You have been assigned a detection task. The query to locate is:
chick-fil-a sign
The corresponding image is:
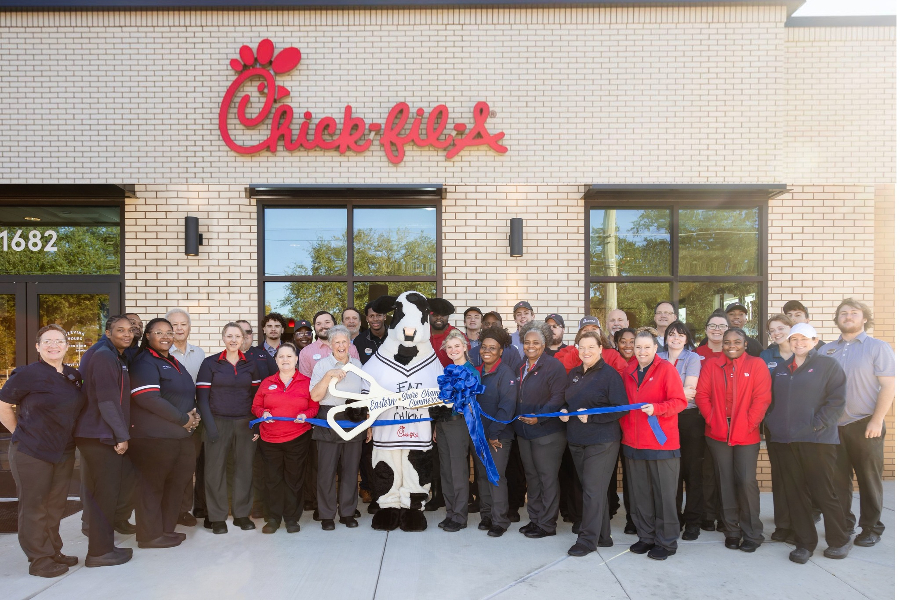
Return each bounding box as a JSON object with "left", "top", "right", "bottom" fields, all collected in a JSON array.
[{"left": 219, "top": 39, "right": 508, "bottom": 164}]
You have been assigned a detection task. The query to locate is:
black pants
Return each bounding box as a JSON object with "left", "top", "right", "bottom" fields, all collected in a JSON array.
[
  {"left": 204, "top": 417, "right": 256, "bottom": 522},
  {"left": 81, "top": 447, "right": 135, "bottom": 529},
  {"left": 472, "top": 439, "right": 512, "bottom": 530},
  {"left": 558, "top": 445, "right": 583, "bottom": 523},
  {"left": 259, "top": 432, "right": 311, "bottom": 523},
  {"left": 706, "top": 438, "right": 764, "bottom": 544},
  {"left": 76, "top": 438, "right": 125, "bottom": 556},
  {"left": 606, "top": 447, "right": 630, "bottom": 521},
  {"left": 764, "top": 424, "right": 794, "bottom": 531},
  {"left": 506, "top": 438, "right": 527, "bottom": 512},
  {"left": 625, "top": 456, "right": 680, "bottom": 552},
  {"left": 436, "top": 419, "right": 473, "bottom": 525},
  {"left": 192, "top": 438, "right": 207, "bottom": 515},
  {"left": 9, "top": 443, "right": 75, "bottom": 562},
  {"left": 768, "top": 442, "right": 850, "bottom": 552},
  {"left": 836, "top": 416, "right": 886, "bottom": 536},
  {"left": 570, "top": 441, "right": 619, "bottom": 550},
  {"left": 518, "top": 431, "right": 567, "bottom": 533},
  {"left": 702, "top": 444, "right": 722, "bottom": 522},
  {"left": 676, "top": 408, "right": 706, "bottom": 527},
  {"left": 359, "top": 439, "right": 374, "bottom": 494},
  {"left": 180, "top": 427, "right": 202, "bottom": 514},
  {"left": 129, "top": 437, "right": 195, "bottom": 543}
]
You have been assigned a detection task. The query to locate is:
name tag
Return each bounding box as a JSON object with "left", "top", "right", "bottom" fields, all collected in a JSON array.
[
  {"left": 767, "top": 362, "right": 777, "bottom": 369},
  {"left": 365, "top": 348, "right": 373, "bottom": 355},
  {"left": 268, "top": 384, "right": 278, "bottom": 390},
  {"left": 313, "top": 354, "right": 321, "bottom": 360}
]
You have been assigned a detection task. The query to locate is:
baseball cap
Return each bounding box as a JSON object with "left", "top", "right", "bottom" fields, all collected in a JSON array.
[
  {"left": 483, "top": 311, "right": 503, "bottom": 323},
  {"left": 788, "top": 323, "right": 817, "bottom": 340},
  {"left": 725, "top": 302, "right": 748, "bottom": 314},
  {"left": 294, "top": 319, "right": 312, "bottom": 331},
  {"left": 545, "top": 314, "right": 565, "bottom": 328},
  {"left": 464, "top": 306, "right": 483, "bottom": 317},
  {"left": 513, "top": 301, "right": 533, "bottom": 312},
  {"left": 578, "top": 316, "right": 601, "bottom": 330},
  {"left": 782, "top": 300, "right": 808, "bottom": 315}
]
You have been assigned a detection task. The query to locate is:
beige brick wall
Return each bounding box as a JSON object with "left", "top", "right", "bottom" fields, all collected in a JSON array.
[{"left": 873, "top": 184, "right": 895, "bottom": 480}]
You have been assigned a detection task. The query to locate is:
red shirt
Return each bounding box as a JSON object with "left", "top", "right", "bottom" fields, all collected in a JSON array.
[
  {"left": 724, "top": 358, "right": 736, "bottom": 418},
  {"left": 695, "top": 344, "right": 722, "bottom": 363},
  {"left": 251, "top": 371, "right": 319, "bottom": 443}
]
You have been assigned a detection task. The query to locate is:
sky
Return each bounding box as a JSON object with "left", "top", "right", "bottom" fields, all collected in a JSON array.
[{"left": 792, "top": 0, "right": 896, "bottom": 16}]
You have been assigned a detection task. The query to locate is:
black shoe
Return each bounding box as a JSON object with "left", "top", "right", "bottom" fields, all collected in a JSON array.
[
  {"left": 568, "top": 543, "right": 593, "bottom": 557},
  {"left": 647, "top": 546, "right": 675, "bottom": 560},
  {"left": 438, "top": 517, "right": 452, "bottom": 529},
  {"left": 624, "top": 520, "right": 637, "bottom": 535},
  {"left": 233, "top": 517, "right": 256, "bottom": 531},
  {"left": 354, "top": 509, "right": 361, "bottom": 518},
  {"left": 85, "top": 547, "right": 133, "bottom": 567},
  {"left": 285, "top": 521, "right": 301, "bottom": 533},
  {"left": 177, "top": 512, "right": 197, "bottom": 527},
  {"left": 739, "top": 540, "right": 760, "bottom": 553},
  {"left": 519, "top": 522, "right": 539, "bottom": 535},
  {"left": 51, "top": 552, "right": 79, "bottom": 567},
  {"left": 562, "top": 514, "right": 572, "bottom": 523},
  {"left": 443, "top": 520, "right": 466, "bottom": 532},
  {"left": 138, "top": 535, "right": 182, "bottom": 548},
  {"left": 789, "top": 547, "right": 811, "bottom": 564},
  {"left": 682, "top": 525, "right": 700, "bottom": 541},
  {"left": 340, "top": 517, "right": 359, "bottom": 528},
  {"left": 630, "top": 541, "right": 655, "bottom": 554},
  {"left": 203, "top": 518, "right": 213, "bottom": 530},
  {"left": 262, "top": 519, "right": 279, "bottom": 534},
  {"left": 424, "top": 499, "right": 444, "bottom": 512},
  {"left": 770, "top": 528, "right": 793, "bottom": 542},
  {"left": 487, "top": 526, "right": 506, "bottom": 537},
  {"left": 29, "top": 556, "right": 68, "bottom": 578},
  {"left": 716, "top": 521, "right": 726, "bottom": 532},
  {"left": 468, "top": 501, "right": 480, "bottom": 514},
  {"left": 508, "top": 510, "right": 521, "bottom": 523},
  {"left": 313, "top": 510, "right": 321, "bottom": 521},
  {"left": 571, "top": 520, "right": 582, "bottom": 534},
  {"left": 368, "top": 502, "right": 380, "bottom": 515},
  {"left": 854, "top": 531, "right": 881, "bottom": 547},
  {"left": 321, "top": 519, "right": 336, "bottom": 531},
  {"left": 700, "top": 519, "right": 716, "bottom": 532},
  {"left": 165, "top": 532, "right": 187, "bottom": 542},
  {"left": 114, "top": 520, "right": 136, "bottom": 535},
  {"left": 524, "top": 527, "right": 555, "bottom": 539},
  {"left": 478, "top": 517, "right": 492, "bottom": 531},
  {"left": 824, "top": 539, "right": 853, "bottom": 559},
  {"left": 193, "top": 508, "right": 208, "bottom": 519},
  {"left": 725, "top": 537, "right": 741, "bottom": 549},
  {"left": 598, "top": 537, "right": 614, "bottom": 548},
  {"left": 211, "top": 521, "right": 228, "bottom": 535}
]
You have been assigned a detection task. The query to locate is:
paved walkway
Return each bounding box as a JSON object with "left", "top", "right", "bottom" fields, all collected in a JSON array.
[{"left": 1, "top": 484, "right": 894, "bottom": 600}]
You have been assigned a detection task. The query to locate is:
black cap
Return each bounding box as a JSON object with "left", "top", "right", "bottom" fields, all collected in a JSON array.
[
  {"left": 483, "top": 311, "right": 503, "bottom": 323},
  {"left": 725, "top": 302, "right": 748, "bottom": 314},
  {"left": 782, "top": 300, "right": 808, "bottom": 316},
  {"left": 513, "top": 301, "right": 533, "bottom": 312},
  {"left": 294, "top": 319, "right": 312, "bottom": 331},
  {"left": 545, "top": 314, "right": 565, "bottom": 328},
  {"left": 578, "top": 316, "right": 601, "bottom": 330},
  {"left": 464, "top": 306, "right": 483, "bottom": 317}
]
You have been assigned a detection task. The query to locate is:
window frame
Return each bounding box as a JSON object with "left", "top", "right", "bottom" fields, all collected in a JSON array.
[
  {"left": 584, "top": 198, "right": 768, "bottom": 343},
  {"left": 257, "top": 197, "right": 442, "bottom": 320}
]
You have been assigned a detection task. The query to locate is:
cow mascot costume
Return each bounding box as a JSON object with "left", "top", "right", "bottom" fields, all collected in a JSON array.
[{"left": 363, "top": 292, "right": 452, "bottom": 532}]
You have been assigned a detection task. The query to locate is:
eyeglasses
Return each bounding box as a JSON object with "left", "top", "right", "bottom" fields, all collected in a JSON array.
[
  {"left": 40, "top": 339, "right": 67, "bottom": 347},
  {"left": 150, "top": 330, "right": 175, "bottom": 337},
  {"left": 707, "top": 324, "right": 729, "bottom": 331},
  {"left": 655, "top": 311, "right": 675, "bottom": 316}
]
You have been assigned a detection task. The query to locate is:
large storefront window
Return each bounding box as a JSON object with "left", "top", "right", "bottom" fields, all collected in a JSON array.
[
  {"left": 262, "top": 204, "right": 438, "bottom": 320},
  {"left": 588, "top": 205, "right": 764, "bottom": 340}
]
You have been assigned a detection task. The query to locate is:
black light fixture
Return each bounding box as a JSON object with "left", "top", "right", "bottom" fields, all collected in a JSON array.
[
  {"left": 185, "top": 216, "right": 203, "bottom": 256},
  {"left": 509, "top": 218, "right": 523, "bottom": 257}
]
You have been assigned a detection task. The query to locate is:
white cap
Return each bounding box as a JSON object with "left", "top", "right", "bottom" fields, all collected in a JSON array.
[{"left": 788, "top": 323, "right": 817, "bottom": 340}]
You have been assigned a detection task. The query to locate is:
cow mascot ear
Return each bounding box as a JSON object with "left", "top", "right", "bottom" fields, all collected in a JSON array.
[
  {"left": 371, "top": 295, "right": 398, "bottom": 316},
  {"left": 427, "top": 298, "right": 455, "bottom": 317}
]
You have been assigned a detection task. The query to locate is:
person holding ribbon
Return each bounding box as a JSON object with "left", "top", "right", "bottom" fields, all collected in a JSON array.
[
  {"left": 621, "top": 330, "right": 687, "bottom": 561},
  {"left": 559, "top": 329, "right": 629, "bottom": 557},
  {"left": 0, "top": 325, "right": 85, "bottom": 578},
  {"left": 695, "top": 328, "right": 771, "bottom": 553},
  {"left": 253, "top": 342, "right": 320, "bottom": 534},
  {"left": 433, "top": 329, "right": 480, "bottom": 533},
  {"left": 309, "top": 326, "right": 369, "bottom": 531},
  {"left": 471, "top": 326, "right": 518, "bottom": 538},
  {"left": 514, "top": 321, "right": 568, "bottom": 539}
]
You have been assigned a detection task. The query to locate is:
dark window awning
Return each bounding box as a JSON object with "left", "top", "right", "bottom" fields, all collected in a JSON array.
[
  {"left": 583, "top": 184, "right": 788, "bottom": 202},
  {"left": 246, "top": 183, "right": 445, "bottom": 200}
]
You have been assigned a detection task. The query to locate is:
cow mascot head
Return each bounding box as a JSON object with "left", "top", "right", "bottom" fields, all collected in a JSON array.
[{"left": 362, "top": 292, "right": 453, "bottom": 532}]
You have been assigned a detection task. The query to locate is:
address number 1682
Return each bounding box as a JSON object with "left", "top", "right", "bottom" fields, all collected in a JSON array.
[{"left": 0, "top": 230, "right": 58, "bottom": 252}]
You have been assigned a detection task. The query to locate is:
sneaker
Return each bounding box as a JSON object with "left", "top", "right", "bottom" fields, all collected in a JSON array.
[
  {"left": 824, "top": 539, "right": 853, "bottom": 560},
  {"left": 630, "top": 541, "right": 655, "bottom": 554},
  {"left": 647, "top": 546, "right": 675, "bottom": 560},
  {"left": 789, "top": 547, "right": 811, "bottom": 564}
]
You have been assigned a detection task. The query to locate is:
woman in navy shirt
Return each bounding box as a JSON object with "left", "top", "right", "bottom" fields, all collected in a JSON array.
[
  {"left": 0, "top": 325, "right": 85, "bottom": 578},
  {"left": 129, "top": 318, "right": 200, "bottom": 548}
]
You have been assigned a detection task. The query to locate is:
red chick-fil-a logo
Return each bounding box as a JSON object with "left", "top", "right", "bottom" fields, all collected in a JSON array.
[{"left": 218, "top": 39, "right": 508, "bottom": 164}]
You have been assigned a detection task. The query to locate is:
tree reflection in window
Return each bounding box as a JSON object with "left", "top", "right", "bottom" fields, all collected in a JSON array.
[{"left": 590, "top": 209, "right": 671, "bottom": 277}]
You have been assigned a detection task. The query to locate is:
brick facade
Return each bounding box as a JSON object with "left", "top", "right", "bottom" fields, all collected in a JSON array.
[{"left": 0, "top": 6, "right": 894, "bottom": 487}]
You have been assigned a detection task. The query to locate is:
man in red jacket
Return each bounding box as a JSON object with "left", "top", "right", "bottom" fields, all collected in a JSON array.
[{"left": 695, "top": 328, "right": 771, "bottom": 552}]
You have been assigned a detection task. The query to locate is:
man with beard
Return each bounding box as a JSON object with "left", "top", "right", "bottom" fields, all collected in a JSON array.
[
  {"left": 298, "top": 311, "right": 360, "bottom": 377},
  {"left": 292, "top": 319, "right": 313, "bottom": 350},
  {"left": 820, "top": 298, "right": 895, "bottom": 548},
  {"left": 509, "top": 301, "right": 535, "bottom": 359},
  {"left": 545, "top": 314, "right": 567, "bottom": 356},
  {"left": 342, "top": 308, "right": 363, "bottom": 343}
]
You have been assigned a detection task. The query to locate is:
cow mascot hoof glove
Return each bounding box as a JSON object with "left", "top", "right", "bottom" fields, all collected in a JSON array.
[{"left": 364, "top": 292, "right": 450, "bottom": 532}]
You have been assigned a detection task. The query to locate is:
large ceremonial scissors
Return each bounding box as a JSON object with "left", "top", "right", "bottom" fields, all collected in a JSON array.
[{"left": 326, "top": 363, "right": 446, "bottom": 441}]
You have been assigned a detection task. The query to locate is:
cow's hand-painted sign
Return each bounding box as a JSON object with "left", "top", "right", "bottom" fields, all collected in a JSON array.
[{"left": 219, "top": 40, "right": 508, "bottom": 164}]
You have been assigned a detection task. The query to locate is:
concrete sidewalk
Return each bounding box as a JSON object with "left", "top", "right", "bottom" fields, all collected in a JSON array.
[{"left": 1, "top": 484, "right": 893, "bottom": 600}]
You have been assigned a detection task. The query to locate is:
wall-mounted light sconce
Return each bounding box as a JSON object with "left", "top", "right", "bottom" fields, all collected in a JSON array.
[
  {"left": 185, "top": 216, "right": 203, "bottom": 256},
  {"left": 509, "top": 218, "right": 523, "bottom": 257}
]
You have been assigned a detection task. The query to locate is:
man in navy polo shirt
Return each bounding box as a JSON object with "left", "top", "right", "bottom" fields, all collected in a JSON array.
[{"left": 820, "top": 298, "right": 895, "bottom": 548}]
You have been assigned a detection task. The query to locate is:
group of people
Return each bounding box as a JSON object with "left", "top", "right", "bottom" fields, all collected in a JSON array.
[{"left": 0, "top": 295, "right": 892, "bottom": 577}]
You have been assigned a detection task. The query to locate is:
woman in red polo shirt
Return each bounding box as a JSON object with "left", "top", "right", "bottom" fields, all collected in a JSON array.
[
  {"left": 252, "top": 343, "right": 320, "bottom": 534},
  {"left": 695, "top": 328, "right": 771, "bottom": 553}
]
